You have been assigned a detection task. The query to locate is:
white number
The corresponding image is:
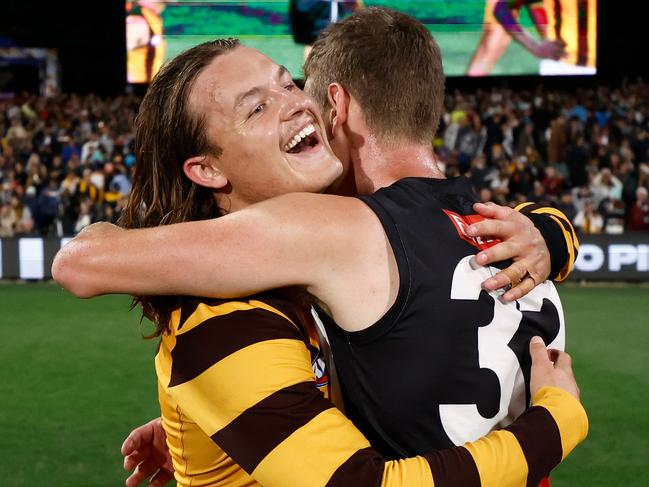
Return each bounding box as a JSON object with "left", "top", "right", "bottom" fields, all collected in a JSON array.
[{"left": 439, "top": 255, "right": 564, "bottom": 445}]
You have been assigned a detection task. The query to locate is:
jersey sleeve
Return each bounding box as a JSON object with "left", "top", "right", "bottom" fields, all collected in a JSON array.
[
  {"left": 515, "top": 202, "right": 580, "bottom": 281},
  {"left": 160, "top": 301, "right": 588, "bottom": 487}
]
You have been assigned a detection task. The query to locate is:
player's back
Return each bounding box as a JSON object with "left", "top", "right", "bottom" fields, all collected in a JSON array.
[{"left": 323, "top": 176, "right": 565, "bottom": 458}]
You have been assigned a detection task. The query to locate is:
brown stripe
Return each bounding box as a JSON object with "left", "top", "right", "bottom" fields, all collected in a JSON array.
[
  {"left": 577, "top": 0, "right": 589, "bottom": 65},
  {"left": 541, "top": 213, "right": 576, "bottom": 247},
  {"left": 212, "top": 381, "right": 334, "bottom": 473},
  {"left": 553, "top": 0, "right": 562, "bottom": 39},
  {"left": 169, "top": 307, "right": 304, "bottom": 386},
  {"left": 504, "top": 405, "right": 562, "bottom": 487},
  {"left": 325, "top": 447, "right": 383, "bottom": 487},
  {"left": 424, "top": 446, "right": 480, "bottom": 487},
  {"left": 178, "top": 297, "right": 202, "bottom": 326}
]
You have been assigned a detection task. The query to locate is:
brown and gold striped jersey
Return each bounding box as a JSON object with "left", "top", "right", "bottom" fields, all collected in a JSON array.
[{"left": 155, "top": 292, "right": 587, "bottom": 487}]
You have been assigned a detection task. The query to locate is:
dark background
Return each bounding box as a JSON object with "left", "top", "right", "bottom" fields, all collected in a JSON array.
[{"left": 0, "top": 0, "right": 646, "bottom": 95}]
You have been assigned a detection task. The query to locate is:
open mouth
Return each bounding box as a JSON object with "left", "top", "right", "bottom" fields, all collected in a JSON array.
[{"left": 284, "top": 123, "right": 320, "bottom": 154}]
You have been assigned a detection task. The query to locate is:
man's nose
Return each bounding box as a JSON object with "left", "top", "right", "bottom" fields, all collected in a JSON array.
[{"left": 278, "top": 90, "right": 312, "bottom": 122}]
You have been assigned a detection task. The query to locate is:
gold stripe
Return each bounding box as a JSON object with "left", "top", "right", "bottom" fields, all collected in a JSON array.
[
  {"left": 517, "top": 204, "right": 580, "bottom": 282},
  {"left": 140, "top": 7, "right": 163, "bottom": 36},
  {"left": 532, "top": 386, "right": 589, "bottom": 460},
  {"left": 168, "top": 339, "right": 313, "bottom": 436},
  {"left": 529, "top": 206, "right": 578, "bottom": 246},
  {"left": 463, "top": 429, "right": 529, "bottom": 486},
  {"left": 158, "top": 381, "right": 260, "bottom": 487},
  {"left": 155, "top": 329, "right": 177, "bottom": 387},
  {"left": 252, "top": 408, "right": 371, "bottom": 487},
  {"left": 549, "top": 215, "right": 575, "bottom": 281},
  {"left": 514, "top": 202, "right": 535, "bottom": 213},
  {"left": 382, "top": 457, "right": 436, "bottom": 487},
  {"left": 543, "top": 214, "right": 576, "bottom": 282},
  {"left": 559, "top": 0, "right": 579, "bottom": 65},
  {"left": 177, "top": 301, "right": 298, "bottom": 336},
  {"left": 587, "top": 0, "right": 597, "bottom": 66},
  {"left": 529, "top": 207, "right": 580, "bottom": 278}
]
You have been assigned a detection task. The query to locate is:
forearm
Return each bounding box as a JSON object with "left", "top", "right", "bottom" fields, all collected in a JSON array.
[
  {"left": 52, "top": 222, "right": 204, "bottom": 297},
  {"left": 53, "top": 209, "right": 307, "bottom": 298},
  {"left": 53, "top": 193, "right": 365, "bottom": 300},
  {"left": 457, "top": 386, "right": 588, "bottom": 487}
]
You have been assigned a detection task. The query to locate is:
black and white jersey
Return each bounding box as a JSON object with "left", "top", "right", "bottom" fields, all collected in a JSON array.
[{"left": 322, "top": 176, "right": 565, "bottom": 459}]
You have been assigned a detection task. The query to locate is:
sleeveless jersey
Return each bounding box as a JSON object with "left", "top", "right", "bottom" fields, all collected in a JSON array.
[{"left": 323, "top": 176, "right": 566, "bottom": 459}]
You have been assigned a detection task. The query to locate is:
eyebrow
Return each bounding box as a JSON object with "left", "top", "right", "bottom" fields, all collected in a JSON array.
[{"left": 233, "top": 65, "right": 292, "bottom": 112}]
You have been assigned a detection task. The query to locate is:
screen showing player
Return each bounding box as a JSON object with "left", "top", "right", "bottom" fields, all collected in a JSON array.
[{"left": 125, "top": 0, "right": 597, "bottom": 83}]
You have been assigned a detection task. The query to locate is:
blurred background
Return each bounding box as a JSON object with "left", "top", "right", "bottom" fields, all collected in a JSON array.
[{"left": 0, "top": 1, "right": 647, "bottom": 485}]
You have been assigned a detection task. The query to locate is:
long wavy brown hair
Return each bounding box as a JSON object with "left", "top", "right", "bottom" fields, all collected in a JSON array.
[{"left": 119, "top": 38, "right": 240, "bottom": 336}]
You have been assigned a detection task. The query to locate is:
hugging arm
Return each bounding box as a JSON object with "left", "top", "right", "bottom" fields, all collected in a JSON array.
[
  {"left": 54, "top": 194, "right": 576, "bottom": 305},
  {"left": 157, "top": 301, "right": 587, "bottom": 487}
]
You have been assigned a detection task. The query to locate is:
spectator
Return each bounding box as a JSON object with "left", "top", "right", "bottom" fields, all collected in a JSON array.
[
  {"left": 74, "top": 199, "right": 93, "bottom": 234},
  {"left": 35, "top": 179, "right": 61, "bottom": 236},
  {"left": 9, "top": 194, "right": 34, "bottom": 236},
  {"left": 574, "top": 200, "right": 604, "bottom": 234},
  {"left": 628, "top": 187, "right": 649, "bottom": 232},
  {"left": 542, "top": 166, "right": 564, "bottom": 199},
  {"left": 0, "top": 201, "right": 15, "bottom": 237},
  {"left": 591, "top": 168, "right": 623, "bottom": 205},
  {"left": 599, "top": 197, "right": 626, "bottom": 234},
  {"left": 1, "top": 83, "right": 648, "bottom": 237}
]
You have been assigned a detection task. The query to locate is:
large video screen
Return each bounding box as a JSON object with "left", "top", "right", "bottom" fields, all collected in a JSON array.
[{"left": 126, "top": 0, "right": 597, "bottom": 83}]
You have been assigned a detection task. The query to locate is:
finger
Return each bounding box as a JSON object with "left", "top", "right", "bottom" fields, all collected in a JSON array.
[
  {"left": 502, "top": 275, "right": 536, "bottom": 301},
  {"left": 124, "top": 447, "right": 150, "bottom": 471},
  {"left": 467, "top": 219, "right": 508, "bottom": 240},
  {"left": 481, "top": 259, "right": 526, "bottom": 291},
  {"left": 136, "top": 458, "right": 162, "bottom": 479},
  {"left": 473, "top": 202, "right": 499, "bottom": 218},
  {"left": 476, "top": 240, "right": 518, "bottom": 267},
  {"left": 148, "top": 469, "right": 174, "bottom": 487},
  {"left": 122, "top": 421, "right": 156, "bottom": 455},
  {"left": 125, "top": 466, "right": 151, "bottom": 487},
  {"left": 473, "top": 201, "right": 513, "bottom": 220},
  {"left": 124, "top": 452, "right": 138, "bottom": 471},
  {"left": 529, "top": 336, "right": 551, "bottom": 369}
]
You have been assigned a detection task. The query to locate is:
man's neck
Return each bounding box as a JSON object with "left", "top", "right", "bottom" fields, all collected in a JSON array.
[{"left": 352, "top": 136, "right": 445, "bottom": 195}]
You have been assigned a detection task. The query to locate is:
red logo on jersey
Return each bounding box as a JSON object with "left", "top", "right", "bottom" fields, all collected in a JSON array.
[{"left": 443, "top": 209, "right": 501, "bottom": 251}]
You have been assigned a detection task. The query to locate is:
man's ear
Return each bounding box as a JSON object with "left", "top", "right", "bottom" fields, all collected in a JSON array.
[
  {"left": 183, "top": 155, "right": 229, "bottom": 189},
  {"left": 327, "top": 83, "right": 349, "bottom": 138}
]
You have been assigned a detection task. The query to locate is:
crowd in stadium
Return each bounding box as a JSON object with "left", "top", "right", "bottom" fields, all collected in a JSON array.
[{"left": 1, "top": 80, "right": 648, "bottom": 238}]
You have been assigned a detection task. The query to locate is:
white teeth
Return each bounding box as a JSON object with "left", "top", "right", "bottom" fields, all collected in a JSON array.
[{"left": 284, "top": 124, "right": 316, "bottom": 151}]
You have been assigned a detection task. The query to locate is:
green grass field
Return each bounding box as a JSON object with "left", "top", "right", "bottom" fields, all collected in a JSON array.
[{"left": 1, "top": 283, "right": 647, "bottom": 486}]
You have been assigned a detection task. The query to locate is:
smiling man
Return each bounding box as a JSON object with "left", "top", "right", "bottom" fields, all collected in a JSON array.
[{"left": 54, "top": 8, "right": 586, "bottom": 487}]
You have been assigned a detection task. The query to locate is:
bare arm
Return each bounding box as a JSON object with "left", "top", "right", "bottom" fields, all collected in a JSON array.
[{"left": 53, "top": 192, "right": 390, "bottom": 328}]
